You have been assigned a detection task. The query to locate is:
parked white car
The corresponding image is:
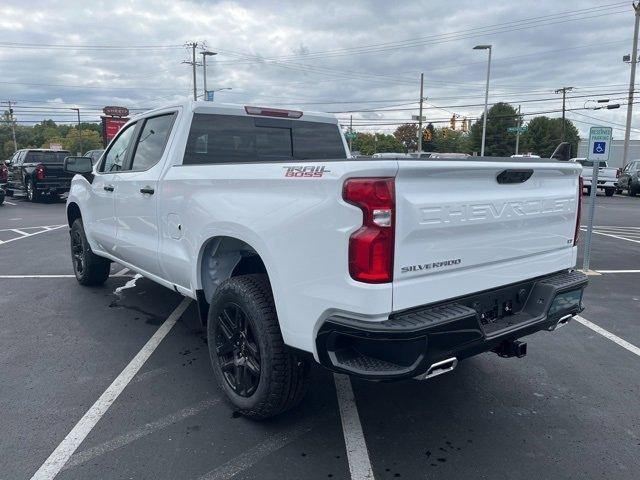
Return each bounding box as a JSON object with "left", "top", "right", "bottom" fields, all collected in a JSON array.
[
  {"left": 571, "top": 158, "right": 619, "bottom": 196},
  {"left": 64, "top": 101, "right": 588, "bottom": 418}
]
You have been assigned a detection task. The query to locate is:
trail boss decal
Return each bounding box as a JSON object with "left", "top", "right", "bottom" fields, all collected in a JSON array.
[
  {"left": 401, "top": 258, "right": 462, "bottom": 274},
  {"left": 283, "top": 165, "right": 330, "bottom": 178}
]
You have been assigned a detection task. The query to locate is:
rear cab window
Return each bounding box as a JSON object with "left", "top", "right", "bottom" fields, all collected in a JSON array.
[
  {"left": 183, "top": 114, "right": 346, "bottom": 165},
  {"left": 26, "top": 151, "right": 71, "bottom": 163}
]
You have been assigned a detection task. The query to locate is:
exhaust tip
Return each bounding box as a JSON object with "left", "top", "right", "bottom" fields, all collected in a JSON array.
[
  {"left": 415, "top": 357, "right": 458, "bottom": 381},
  {"left": 548, "top": 314, "right": 573, "bottom": 331}
]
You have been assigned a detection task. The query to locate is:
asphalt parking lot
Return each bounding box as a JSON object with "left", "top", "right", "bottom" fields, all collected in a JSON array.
[{"left": 1, "top": 192, "right": 639, "bottom": 480}]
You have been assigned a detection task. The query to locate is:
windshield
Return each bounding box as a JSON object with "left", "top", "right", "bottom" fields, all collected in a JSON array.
[
  {"left": 25, "top": 151, "right": 71, "bottom": 164},
  {"left": 579, "top": 160, "right": 607, "bottom": 168}
]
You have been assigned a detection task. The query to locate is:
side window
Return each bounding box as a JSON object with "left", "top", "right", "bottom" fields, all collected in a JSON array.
[
  {"left": 127, "top": 113, "right": 175, "bottom": 171},
  {"left": 100, "top": 124, "right": 136, "bottom": 173},
  {"left": 15, "top": 151, "right": 25, "bottom": 165}
]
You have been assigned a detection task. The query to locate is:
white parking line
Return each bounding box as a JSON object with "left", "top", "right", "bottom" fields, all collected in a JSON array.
[
  {"left": 113, "top": 267, "right": 130, "bottom": 277},
  {"left": 198, "top": 417, "right": 320, "bottom": 480},
  {"left": 3, "top": 200, "right": 17, "bottom": 205},
  {"left": 0, "top": 273, "right": 133, "bottom": 279},
  {"left": 580, "top": 228, "right": 640, "bottom": 245},
  {"left": 595, "top": 270, "right": 640, "bottom": 274},
  {"left": 63, "top": 397, "right": 220, "bottom": 471},
  {"left": 334, "top": 374, "right": 375, "bottom": 480},
  {"left": 575, "top": 315, "right": 640, "bottom": 358},
  {"left": 0, "top": 224, "right": 65, "bottom": 245},
  {"left": 11, "top": 228, "right": 30, "bottom": 236},
  {"left": 29, "top": 297, "right": 191, "bottom": 480}
]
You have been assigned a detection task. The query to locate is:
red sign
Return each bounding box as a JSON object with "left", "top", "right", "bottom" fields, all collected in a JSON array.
[
  {"left": 103, "top": 106, "right": 129, "bottom": 117},
  {"left": 101, "top": 116, "right": 129, "bottom": 146}
]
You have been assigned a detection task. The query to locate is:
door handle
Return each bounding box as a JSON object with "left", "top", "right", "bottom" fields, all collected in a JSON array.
[
  {"left": 140, "top": 186, "right": 155, "bottom": 195},
  {"left": 103, "top": 184, "right": 114, "bottom": 192}
]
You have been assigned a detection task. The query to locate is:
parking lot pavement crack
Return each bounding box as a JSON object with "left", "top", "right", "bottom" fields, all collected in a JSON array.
[{"left": 62, "top": 397, "right": 221, "bottom": 471}]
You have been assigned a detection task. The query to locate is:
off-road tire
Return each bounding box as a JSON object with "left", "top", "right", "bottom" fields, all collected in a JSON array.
[
  {"left": 605, "top": 187, "right": 615, "bottom": 197},
  {"left": 207, "top": 274, "right": 310, "bottom": 419},
  {"left": 70, "top": 219, "right": 111, "bottom": 286}
]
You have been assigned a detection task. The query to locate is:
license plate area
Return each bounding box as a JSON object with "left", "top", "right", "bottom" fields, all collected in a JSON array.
[{"left": 459, "top": 281, "right": 536, "bottom": 335}]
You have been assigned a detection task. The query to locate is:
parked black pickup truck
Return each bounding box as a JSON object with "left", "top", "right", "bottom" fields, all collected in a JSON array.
[{"left": 3, "top": 149, "right": 74, "bottom": 202}]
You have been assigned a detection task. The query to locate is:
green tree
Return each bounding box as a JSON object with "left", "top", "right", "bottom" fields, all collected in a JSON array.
[
  {"left": 432, "top": 127, "right": 469, "bottom": 153},
  {"left": 422, "top": 123, "right": 436, "bottom": 152},
  {"left": 352, "top": 132, "right": 403, "bottom": 155},
  {"left": 520, "top": 116, "right": 580, "bottom": 158},
  {"left": 62, "top": 128, "right": 103, "bottom": 154},
  {"left": 469, "top": 102, "right": 520, "bottom": 156},
  {"left": 393, "top": 124, "right": 418, "bottom": 152}
]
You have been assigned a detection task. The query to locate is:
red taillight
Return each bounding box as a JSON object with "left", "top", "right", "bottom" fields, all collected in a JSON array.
[
  {"left": 35, "top": 163, "right": 45, "bottom": 180},
  {"left": 244, "top": 106, "right": 303, "bottom": 118},
  {"left": 343, "top": 178, "right": 395, "bottom": 283},
  {"left": 0, "top": 165, "right": 7, "bottom": 182},
  {"left": 574, "top": 176, "right": 583, "bottom": 246}
]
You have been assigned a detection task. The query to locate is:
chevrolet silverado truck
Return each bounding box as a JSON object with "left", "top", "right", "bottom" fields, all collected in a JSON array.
[
  {"left": 64, "top": 101, "right": 588, "bottom": 418},
  {"left": 4, "top": 148, "right": 73, "bottom": 201},
  {"left": 572, "top": 158, "right": 619, "bottom": 196}
]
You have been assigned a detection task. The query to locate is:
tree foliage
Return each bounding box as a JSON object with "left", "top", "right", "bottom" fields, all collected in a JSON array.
[
  {"left": 1, "top": 114, "right": 103, "bottom": 158},
  {"left": 393, "top": 123, "right": 418, "bottom": 152},
  {"left": 520, "top": 116, "right": 580, "bottom": 158},
  {"left": 351, "top": 132, "right": 404, "bottom": 155},
  {"left": 468, "top": 102, "right": 520, "bottom": 156}
]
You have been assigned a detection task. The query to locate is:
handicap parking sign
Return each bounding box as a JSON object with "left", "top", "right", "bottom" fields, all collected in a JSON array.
[{"left": 588, "top": 127, "right": 612, "bottom": 161}]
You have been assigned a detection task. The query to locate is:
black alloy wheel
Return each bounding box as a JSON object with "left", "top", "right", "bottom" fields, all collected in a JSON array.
[
  {"left": 215, "top": 302, "right": 261, "bottom": 397},
  {"left": 71, "top": 227, "right": 85, "bottom": 276}
]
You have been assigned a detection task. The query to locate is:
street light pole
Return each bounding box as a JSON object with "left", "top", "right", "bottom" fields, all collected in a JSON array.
[
  {"left": 623, "top": 1, "right": 640, "bottom": 168},
  {"left": 515, "top": 104, "right": 521, "bottom": 155},
  {"left": 474, "top": 44, "right": 492, "bottom": 157},
  {"left": 417, "top": 73, "right": 424, "bottom": 153},
  {"left": 201, "top": 51, "right": 217, "bottom": 100}
]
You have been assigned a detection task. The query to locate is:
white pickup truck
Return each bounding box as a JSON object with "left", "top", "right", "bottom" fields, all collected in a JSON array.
[
  {"left": 64, "top": 101, "right": 588, "bottom": 418},
  {"left": 572, "top": 158, "right": 620, "bottom": 196}
]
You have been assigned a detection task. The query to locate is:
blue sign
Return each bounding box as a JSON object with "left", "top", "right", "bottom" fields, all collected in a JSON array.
[
  {"left": 205, "top": 90, "right": 214, "bottom": 102},
  {"left": 593, "top": 141, "right": 606, "bottom": 154}
]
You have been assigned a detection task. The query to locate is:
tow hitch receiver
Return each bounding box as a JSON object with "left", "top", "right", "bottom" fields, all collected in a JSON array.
[{"left": 493, "top": 339, "right": 527, "bottom": 358}]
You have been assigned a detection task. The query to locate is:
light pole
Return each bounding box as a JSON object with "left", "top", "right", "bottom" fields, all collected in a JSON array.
[
  {"left": 71, "top": 108, "right": 82, "bottom": 155},
  {"left": 473, "top": 44, "right": 492, "bottom": 157},
  {"left": 201, "top": 50, "right": 217, "bottom": 100}
]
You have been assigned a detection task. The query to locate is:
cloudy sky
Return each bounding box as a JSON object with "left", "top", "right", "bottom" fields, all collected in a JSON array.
[{"left": 1, "top": 0, "right": 639, "bottom": 139}]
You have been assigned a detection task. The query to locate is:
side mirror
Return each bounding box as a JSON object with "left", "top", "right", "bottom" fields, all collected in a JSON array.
[
  {"left": 4, "top": 159, "right": 11, "bottom": 166},
  {"left": 551, "top": 142, "right": 572, "bottom": 161},
  {"left": 63, "top": 156, "right": 93, "bottom": 174}
]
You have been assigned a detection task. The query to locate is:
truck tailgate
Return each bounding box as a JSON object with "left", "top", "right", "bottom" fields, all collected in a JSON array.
[{"left": 392, "top": 160, "right": 581, "bottom": 311}]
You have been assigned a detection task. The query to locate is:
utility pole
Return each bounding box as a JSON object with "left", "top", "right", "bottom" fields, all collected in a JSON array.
[
  {"left": 349, "top": 115, "right": 353, "bottom": 152},
  {"left": 623, "top": 1, "right": 640, "bottom": 168},
  {"left": 417, "top": 73, "right": 424, "bottom": 153},
  {"left": 4, "top": 100, "right": 18, "bottom": 152},
  {"left": 182, "top": 42, "right": 199, "bottom": 100},
  {"left": 71, "top": 108, "right": 82, "bottom": 155},
  {"left": 515, "top": 104, "right": 521, "bottom": 155},
  {"left": 201, "top": 51, "right": 217, "bottom": 100},
  {"left": 554, "top": 86, "right": 574, "bottom": 142}
]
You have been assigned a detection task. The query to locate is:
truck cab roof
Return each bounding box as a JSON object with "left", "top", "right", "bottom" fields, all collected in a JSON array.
[{"left": 134, "top": 101, "right": 339, "bottom": 125}]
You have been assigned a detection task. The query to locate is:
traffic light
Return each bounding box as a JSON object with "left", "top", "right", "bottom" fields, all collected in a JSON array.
[
  {"left": 450, "top": 115, "right": 456, "bottom": 130},
  {"left": 423, "top": 129, "right": 432, "bottom": 142},
  {"left": 461, "top": 117, "right": 468, "bottom": 133}
]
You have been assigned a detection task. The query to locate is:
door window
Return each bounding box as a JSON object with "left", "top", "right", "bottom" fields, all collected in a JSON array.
[
  {"left": 127, "top": 113, "right": 175, "bottom": 171},
  {"left": 100, "top": 124, "right": 136, "bottom": 173}
]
